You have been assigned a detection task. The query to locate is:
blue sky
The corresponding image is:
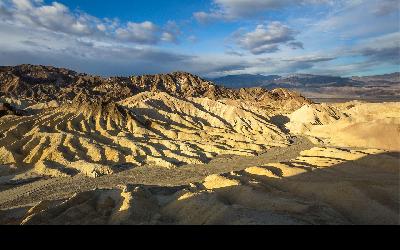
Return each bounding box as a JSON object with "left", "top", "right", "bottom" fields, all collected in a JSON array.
[
  {"left": 48, "top": 0, "right": 208, "bottom": 25},
  {"left": 0, "top": 0, "right": 399, "bottom": 77}
]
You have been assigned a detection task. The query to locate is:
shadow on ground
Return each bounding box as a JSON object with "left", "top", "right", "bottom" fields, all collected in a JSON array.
[{"left": 0, "top": 151, "right": 398, "bottom": 225}]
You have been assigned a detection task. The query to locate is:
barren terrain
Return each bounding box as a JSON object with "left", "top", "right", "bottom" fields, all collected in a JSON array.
[{"left": 0, "top": 65, "right": 398, "bottom": 225}]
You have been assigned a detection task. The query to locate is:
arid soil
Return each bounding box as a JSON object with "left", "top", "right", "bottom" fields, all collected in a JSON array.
[{"left": 0, "top": 65, "right": 398, "bottom": 225}]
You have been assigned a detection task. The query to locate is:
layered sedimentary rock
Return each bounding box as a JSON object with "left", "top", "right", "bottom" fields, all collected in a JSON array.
[
  {"left": 0, "top": 65, "right": 398, "bottom": 225},
  {"left": 0, "top": 65, "right": 310, "bottom": 111}
]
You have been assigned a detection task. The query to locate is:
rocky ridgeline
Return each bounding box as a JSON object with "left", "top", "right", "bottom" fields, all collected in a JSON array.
[
  {"left": 0, "top": 64, "right": 311, "bottom": 109},
  {"left": 0, "top": 102, "right": 26, "bottom": 117}
]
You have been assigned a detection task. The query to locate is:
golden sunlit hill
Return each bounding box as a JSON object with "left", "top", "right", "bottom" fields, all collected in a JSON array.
[{"left": 0, "top": 65, "right": 399, "bottom": 225}]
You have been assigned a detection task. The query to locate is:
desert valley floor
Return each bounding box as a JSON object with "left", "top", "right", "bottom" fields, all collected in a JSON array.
[{"left": 0, "top": 65, "right": 398, "bottom": 225}]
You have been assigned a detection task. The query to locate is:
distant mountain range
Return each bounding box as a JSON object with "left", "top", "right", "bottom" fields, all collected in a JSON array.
[
  {"left": 211, "top": 72, "right": 400, "bottom": 100},
  {"left": 209, "top": 74, "right": 280, "bottom": 89},
  {"left": 212, "top": 72, "right": 399, "bottom": 89}
]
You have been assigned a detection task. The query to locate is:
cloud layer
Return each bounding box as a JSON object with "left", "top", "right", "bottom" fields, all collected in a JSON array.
[
  {"left": 194, "top": 0, "right": 331, "bottom": 22},
  {"left": 1, "top": 0, "right": 179, "bottom": 45},
  {"left": 0, "top": 0, "right": 398, "bottom": 77},
  {"left": 234, "top": 22, "right": 302, "bottom": 55}
]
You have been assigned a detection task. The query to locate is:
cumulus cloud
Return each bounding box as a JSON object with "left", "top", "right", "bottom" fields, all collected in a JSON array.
[
  {"left": 194, "top": 0, "right": 331, "bottom": 22},
  {"left": 0, "top": 0, "right": 191, "bottom": 76},
  {"left": 0, "top": 28, "right": 191, "bottom": 76},
  {"left": 193, "top": 11, "right": 222, "bottom": 24},
  {"left": 0, "top": 0, "right": 397, "bottom": 78},
  {"left": 234, "top": 22, "right": 302, "bottom": 55},
  {"left": 0, "top": 17, "right": 253, "bottom": 77},
  {"left": 116, "top": 21, "right": 159, "bottom": 44},
  {"left": 7, "top": 0, "right": 95, "bottom": 35},
  {"left": 161, "top": 21, "right": 181, "bottom": 43},
  {"left": 1, "top": 0, "right": 180, "bottom": 45}
]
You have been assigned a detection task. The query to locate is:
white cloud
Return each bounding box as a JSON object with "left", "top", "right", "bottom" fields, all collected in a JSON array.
[
  {"left": 194, "top": 0, "right": 332, "bottom": 22},
  {"left": 11, "top": 0, "right": 34, "bottom": 11},
  {"left": 0, "top": 0, "right": 398, "bottom": 77},
  {"left": 161, "top": 21, "right": 181, "bottom": 43},
  {"left": 193, "top": 11, "right": 223, "bottom": 23},
  {"left": 234, "top": 22, "right": 302, "bottom": 55},
  {"left": 96, "top": 24, "right": 107, "bottom": 32},
  {"left": 9, "top": 0, "right": 93, "bottom": 35},
  {"left": 0, "top": 18, "right": 250, "bottom": 77},
  {"left": 312, "top": 0, "right": 399, "bottom": 39},
  {"left": 116, "top": 21, "right": 159, "bottom": 44},
  {"left": 1, "top": 0, "right": 180, "bottom": 45}
]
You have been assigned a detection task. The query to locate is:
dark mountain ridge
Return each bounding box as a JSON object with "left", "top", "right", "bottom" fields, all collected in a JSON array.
[{"left": 0, "top": 64, "right": 311, "bottom": 110}]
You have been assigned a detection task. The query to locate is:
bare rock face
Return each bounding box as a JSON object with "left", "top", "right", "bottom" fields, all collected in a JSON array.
[
  {"left": 130, "top": 72, "right": 220, "bottom": 98},
  {"left": 0, "top": 65, "right": 311, "bottom": 111},
  {"left": 0, "top": 64, "right": 78, "bottom": 101},
  {"left": 130, "top": 72, "right": 311, "bottom": 110},
  {"left": 0, "top": 90, "right": 291, "bottom": 174},
  {"left": 0, "top": 64, "right": 398, "bottom": 226},
  {"left": 0, "top": 64, "right": 135, "bottom": 103},
  {"left": 0, "top": 102, "right": 26, "bottom": 117},
  {"left": 0, "top": 65, "right": 312, "bottom": 178}
]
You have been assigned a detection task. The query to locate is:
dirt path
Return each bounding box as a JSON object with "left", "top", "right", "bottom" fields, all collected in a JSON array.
[{"left": 0, "top": 136, "right": 314, "bottom": 209}]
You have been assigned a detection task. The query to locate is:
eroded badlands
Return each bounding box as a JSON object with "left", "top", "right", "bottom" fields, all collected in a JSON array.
[{"left": 0, "top": 66, "right": 398, "bottom": 225}]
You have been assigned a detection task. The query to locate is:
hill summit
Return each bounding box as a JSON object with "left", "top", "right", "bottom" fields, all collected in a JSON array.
[{"left": 0, "top": 64, "right": 311, "bottom": 110}]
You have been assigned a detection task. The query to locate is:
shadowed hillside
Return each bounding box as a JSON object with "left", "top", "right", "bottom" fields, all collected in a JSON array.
[
  {"left": 0, "top": 64, "right": 398, "bottom": 225},
  {"left": 0, "top": 150, "right": 397, "bottom": 225}
]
